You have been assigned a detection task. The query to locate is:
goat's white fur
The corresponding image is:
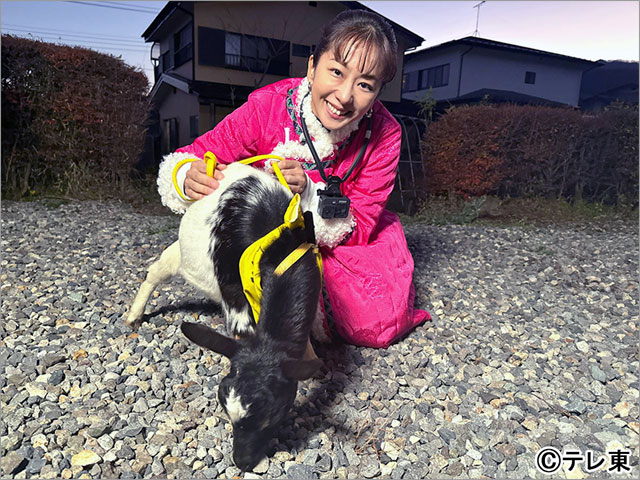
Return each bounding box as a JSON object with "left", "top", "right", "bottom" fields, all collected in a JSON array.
[{"left": 226, "top": 388, "right": 250, "bottom": 423}]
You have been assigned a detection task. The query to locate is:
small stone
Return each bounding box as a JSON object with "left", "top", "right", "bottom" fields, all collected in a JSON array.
[
  {"left": 122, "top": 424, "right": 144, "bottom": 437},
  {"left": 133, "top": 398, "right": 148, "bottom": 413},
  {"left": 71, "top": 450, "right": 101, "bottom": 467},
  {"left": 26, "top": 456, "right": 47, "bottom": 476},
  {"left": 252, "top": 457, "right": 269, "bottom": 474},
  {"left": 438, "top": 427, "right": 456, "bottom": 444},
  {"left": 31, "top": 433, "right": 48, "bottom": 450},
  {"left": 117, "top": 444, "right": 135, "bottom": 460},
  {"left": 2, "top": 451, "right": 28, "bottom": 476},
  {"left": 590, "top": 365, "right": 607, "bottom": 383},
  {"left": 7, "top": 374, "right": 26, "bottom": 386},
  {"left": 42, "top": 354, "right": 66, "bottom": 369},
  {"left": 563, "top": 463, "right": 587, "bottom": 479},
  {"left": 615, "top": 401, "right": 630, "bottom": 417},
  {"left": 565, "top": 397, "right": 587, "bottom": 415},
  {"left": 97, "top": 435, "right": 114, "bottom": 451},
  {"left": 25, "top": 383, "right": 47, "bottom": 398},
  {"left": 69, "top": 292, "right": 85, "bottom": 303},
  {"left": 361, "top": 459, "right": 381, "bottom": 479},
  {"left": 521, "top": 418, "right": 537, "bottom": 431},
  {"left": 48, "top": 370, "right": 65, "bottom": 386},
  {"left": 576, "top": 341, "right": 589, "bottom": 353},
  {"left": 495, "top": 443, "right": 516, "bottom": 457},
  {"left": 286, "top": 464, "right": 316, "bottom": 479},
  {"left": 87, "top": 422, "right": 110, "bottom": 438},
  {"left": 467, "top": 449, "right": 482, "bottom": 461},
  {"left": 381, "top": 461, "right": 396, "bottom": 477}
]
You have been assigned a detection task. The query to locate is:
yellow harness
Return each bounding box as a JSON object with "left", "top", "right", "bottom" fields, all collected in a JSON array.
[{"left": 174, "top": 152, "right": 323, "bottom": 324}]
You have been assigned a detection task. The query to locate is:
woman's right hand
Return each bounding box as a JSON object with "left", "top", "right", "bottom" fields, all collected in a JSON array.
[{"left": 184, "top": 160, "right": 227, "bottom": 200}]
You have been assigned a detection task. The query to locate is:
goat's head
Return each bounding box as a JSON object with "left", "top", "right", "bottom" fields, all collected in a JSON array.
[{"left": 180, "top": 322, "right": 322, "bottom": 471}]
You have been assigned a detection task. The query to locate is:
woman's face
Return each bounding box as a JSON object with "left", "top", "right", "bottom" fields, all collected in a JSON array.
[{"left": 306, "top": 43, "right": 383, "bottom": 131}]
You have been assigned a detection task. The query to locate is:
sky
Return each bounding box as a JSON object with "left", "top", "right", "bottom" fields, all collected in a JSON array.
[{"left": 1, "top": 0, "right": 638, "bottom": 87}]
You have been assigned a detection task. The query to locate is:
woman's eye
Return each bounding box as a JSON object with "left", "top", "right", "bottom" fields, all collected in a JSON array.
[
  {"left": 360, "top": 82, "right": 374, "bottom": 91},
  {"left": 331, "top": 68, "right": 342, "bottom": 76}
]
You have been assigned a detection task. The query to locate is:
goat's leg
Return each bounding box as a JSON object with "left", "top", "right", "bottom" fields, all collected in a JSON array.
[{"left": 126, "top": 241, "right": 181, "bottom": 328}]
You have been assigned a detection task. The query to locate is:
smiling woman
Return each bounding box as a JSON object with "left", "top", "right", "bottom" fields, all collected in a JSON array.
[{"left": 156, "top": 9, "right": 430, "bottom": 349}]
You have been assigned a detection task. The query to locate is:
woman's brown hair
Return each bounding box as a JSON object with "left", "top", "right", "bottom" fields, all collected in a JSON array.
[{"left": 313, "top": 9, "right": 398, "bottom": 85}]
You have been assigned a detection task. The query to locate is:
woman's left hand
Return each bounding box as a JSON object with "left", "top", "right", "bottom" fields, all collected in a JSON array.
[{"left": 270, "top": 160, "right": 307, "bottom": 194}]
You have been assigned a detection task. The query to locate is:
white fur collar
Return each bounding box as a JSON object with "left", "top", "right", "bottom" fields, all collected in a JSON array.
[{"left": 269, "top": 78, "right": 361, "bottom": 162}]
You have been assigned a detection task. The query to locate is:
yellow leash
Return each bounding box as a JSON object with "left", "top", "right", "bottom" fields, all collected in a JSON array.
[
  {"left": 172, "top": 151, "right": 322, "bottom": 324},
  {"left": 172, "top": 152, "right": 288, "bottom": 201}
]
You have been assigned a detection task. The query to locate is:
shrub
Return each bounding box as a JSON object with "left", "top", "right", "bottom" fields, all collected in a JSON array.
[
  {"left": 422, "top": 102, "right": 638, "bottom": 203},
  {"left": 1, "top": 35, "right": 150, "bottom": 199}
]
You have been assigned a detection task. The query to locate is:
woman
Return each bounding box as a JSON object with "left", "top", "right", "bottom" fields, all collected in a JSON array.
[{"left": 157, "top": 9, "right": 430, "bottom": 348}]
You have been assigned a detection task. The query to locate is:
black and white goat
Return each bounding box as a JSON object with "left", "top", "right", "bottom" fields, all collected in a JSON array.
[{"left": 126, "top": 162, "right": 323, "bottom": 471}]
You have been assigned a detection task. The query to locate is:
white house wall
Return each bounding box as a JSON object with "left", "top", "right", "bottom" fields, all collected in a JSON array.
[
  {"left": 460, "top": 49, "right": 584, "bottom": 106},
  {"left": 403, "top": 45, "right": 462, "bottom": 102},
  {"left": 403, "top": 45, "right": 586, "bottom": 106},
  {"left": 160, "top": 88, "right": 200, "bottom": 149}
]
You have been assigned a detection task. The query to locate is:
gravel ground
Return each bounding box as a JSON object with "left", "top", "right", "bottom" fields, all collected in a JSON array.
[{"left": 1, "top": 199, "right": 638, "bottom": 479}]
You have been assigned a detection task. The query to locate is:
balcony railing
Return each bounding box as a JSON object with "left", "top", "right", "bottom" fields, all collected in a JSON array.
[
  {"left": 174, "top": 44, "right": 193, "bottom": 68},
  {"left": 224, "top": 54, "right": 289, "bottom": 76}
]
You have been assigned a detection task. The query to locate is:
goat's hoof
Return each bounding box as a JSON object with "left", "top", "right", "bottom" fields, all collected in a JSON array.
[{"left": 124, "top": 314, "right": 142, "bottom": 330}]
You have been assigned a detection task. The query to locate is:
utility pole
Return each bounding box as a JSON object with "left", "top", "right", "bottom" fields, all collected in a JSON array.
[{"left": 473, "top": 1, "right": 486, "bottom": 37}]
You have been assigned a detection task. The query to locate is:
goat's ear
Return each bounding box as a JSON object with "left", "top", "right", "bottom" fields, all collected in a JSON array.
[
  {"left": 281, "top": 358, "right": 323, "bottom": 381},
  {"left": 181, "top": 322, "right": 239, "bottom": 358}
]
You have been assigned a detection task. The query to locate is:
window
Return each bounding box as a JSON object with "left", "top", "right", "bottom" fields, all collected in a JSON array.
[
  {"left": 199, "top": 27, "right": 289, "bottom": 76},
  {"left": 162, "top": 118, "right": 179, "bottom": 155},
  {"left": 420, "top": 64, "right": 450, "bottom": 89},
  {"left": 402, "top": 71, "right": 419, "bottom": 92},
  {"left": 224, "top": 32, "right": 289, "bottom": 75},
  {"left": 525, "top": 71, "right": 536, "bottom": 84},
  {"left": 174, "top": 24, "right": 193, "bottom": 68},
  {"left": 292, "top": 43, "right": 311, "bottom": 58},
  {"left": 189, "top": 115, "right": 199, "bottom": 139}
]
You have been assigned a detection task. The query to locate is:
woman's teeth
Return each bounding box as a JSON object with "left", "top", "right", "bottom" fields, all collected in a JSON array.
[{"left": 327, "top": 102, "right": 346, "bottom": 116}]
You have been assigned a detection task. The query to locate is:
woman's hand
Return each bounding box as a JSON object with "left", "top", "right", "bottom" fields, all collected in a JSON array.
[
  {"left": 270, "top": 160, "right": 307, "bottom": 194},
  {"left": 184, "top": 160, "right": 227, "bottom": 200}
]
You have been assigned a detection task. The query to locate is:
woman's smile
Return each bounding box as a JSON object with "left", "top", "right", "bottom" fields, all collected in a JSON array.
[{"left": 326, "top": 100, "right": 351, "bottom": 119}]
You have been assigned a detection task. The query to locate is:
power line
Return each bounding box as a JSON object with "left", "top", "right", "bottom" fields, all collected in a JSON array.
[
  {"left": 1, "top": 23, "right": 143, "bottom": 41},
  {"left": 102, "top": 1, "right": 161, "bottom": 12},
  {"left": 4, "top": 32, "right": 149, "bottom": 54},
  {"left": 66, "top": 1, "right": 160, "bottom": 14},
  {"left": 2, "top": 27, "right": 146, "bottom": 47}
]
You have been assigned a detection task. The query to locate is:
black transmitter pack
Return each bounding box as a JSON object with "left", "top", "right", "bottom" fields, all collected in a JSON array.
[{"left": 317, "top": 177, "right": 350, "bottom": 218}]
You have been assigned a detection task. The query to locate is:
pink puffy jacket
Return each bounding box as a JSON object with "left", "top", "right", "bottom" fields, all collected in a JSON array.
[{"left": 169, "top": 78, "right": 429, "bottom": 348}]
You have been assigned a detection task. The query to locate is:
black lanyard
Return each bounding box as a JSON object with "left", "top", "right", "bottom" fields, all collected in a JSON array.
[{"left": 299, "top": 93, "right": 373, "bottom": 186}]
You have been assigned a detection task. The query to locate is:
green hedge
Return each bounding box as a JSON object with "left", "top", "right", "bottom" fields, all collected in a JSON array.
[
  {"left": 422, "top": 102, "right": 638, "bottom": 203},
  {"left": 1, "top": 35, "right": 150, "bottom": 199}
]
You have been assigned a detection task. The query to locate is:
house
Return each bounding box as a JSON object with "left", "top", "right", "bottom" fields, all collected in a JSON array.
[
  {"left": 401, "top": 36, "right": 598, "bottom": 109},
  {"left": 579, "top": 60, "right": 639, "bottom": 110},
  {"left": 141, "top": 1, "right": 423, "bottom": 156}
]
